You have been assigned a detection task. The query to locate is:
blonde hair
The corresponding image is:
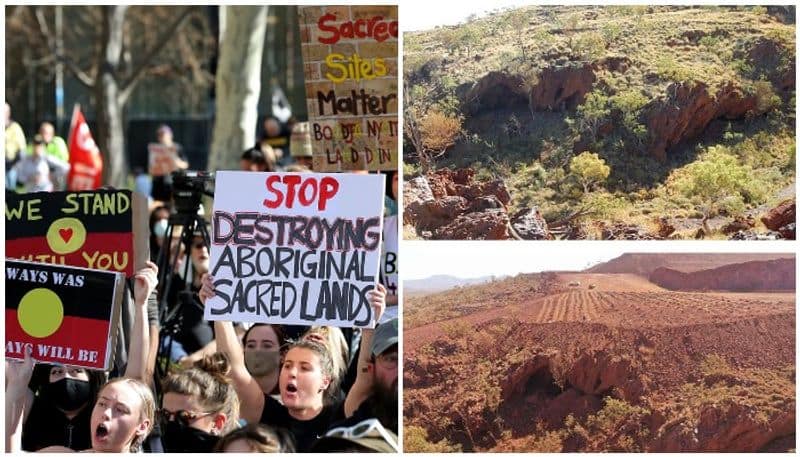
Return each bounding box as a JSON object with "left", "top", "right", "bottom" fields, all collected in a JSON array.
[
  {"left": 304, "top": 326, "right": 349, "bottom": 392},
  {"left": 100, "top": 377, "right": 155, "bottom": 452},
  {"left": 162, "top": 352, "right": 240, "bottom": 433}
]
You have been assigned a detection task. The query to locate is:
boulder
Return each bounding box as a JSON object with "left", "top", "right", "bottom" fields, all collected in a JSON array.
[
  {"left": 433, "top": 209, "right": 510, "bottom": 240},
  {"left": 721, "top": 215, "right": 755, "bottom": 234},
  {"left": 403, "top": 176, "right": 436, "bottom": 225},
  {"left": 761, "top": 198, "right": 795, "bottom": 231},
  {"left": 511, "top": 207, "right": 552, "bottom": 240},
  {"left": 430, "top": 195, "right": 469, "bottom": 219}
]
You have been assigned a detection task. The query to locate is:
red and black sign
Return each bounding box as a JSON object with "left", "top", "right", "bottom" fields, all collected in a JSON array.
[
  {"left": 5, "top": 259, "right": 125, "bottom": 371},
  {"left": 5, "top": 190, "right": 148, "bottom": 277}
]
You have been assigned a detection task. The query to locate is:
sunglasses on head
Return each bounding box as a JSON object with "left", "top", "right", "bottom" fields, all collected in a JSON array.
[
  {"left": 157, "top": 408, "right": 213, "bottom": 426},
  {"left": 326, "top": 418, "right": 398, "bottom": 452}
]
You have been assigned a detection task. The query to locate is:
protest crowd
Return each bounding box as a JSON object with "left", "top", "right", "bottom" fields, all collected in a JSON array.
[{"left": 4, "top": 97, "right": 400, "bottom": 452}]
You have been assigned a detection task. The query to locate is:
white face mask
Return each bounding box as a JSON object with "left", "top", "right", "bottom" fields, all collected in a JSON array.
[{"left": 153, "top": 219, "right": 168, "bottom": 239}]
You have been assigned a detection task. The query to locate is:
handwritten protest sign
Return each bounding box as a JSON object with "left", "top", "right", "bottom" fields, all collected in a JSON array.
[
  {"left": 5, "top": 190, "right": 149, "bottom": 277},
  {"left": 204, "top": 171, "right": 384, "bottom": 328},
  {"left": 6, "top": 259, "right": 125, "bottom": 371},
  {"left": 148, "top": 143, "right": 181, "bottom": 177},
  {"left": 298, "top": 5, "right": 398, "bottom": 172}
]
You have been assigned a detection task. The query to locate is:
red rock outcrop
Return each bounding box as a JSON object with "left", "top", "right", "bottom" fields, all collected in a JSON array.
[
  {"left": 404, "top": 168, "right": 529, "bottom": 239},
  {"left": 643, "top": 82, "right": 759, "bottom": 161},
  {"left": 464, "top": 71, "right": 529, "bottom": 114},
  {"left": 761, "top": 198, "right": 795, "bottom": 234},
  {"left": 649, "top": 258, "right": 795, "bottom": 291},
  {"left": 650, "top": 403, "right": 795, "bottom": 452},
  {"left": 529, "top": 63, "right": 596, "bottom": 111},
  {"left": 742, "top": 37, "right": 796, "bottom": 91},
  {"left": 432, "top": 209, "right": 510, "bottom": 240},
  {"left": 565, "top": 351, "right": 647, "bottom": 403}
]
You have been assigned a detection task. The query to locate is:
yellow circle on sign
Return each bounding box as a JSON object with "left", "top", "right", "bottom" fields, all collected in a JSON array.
[
  {"left": 46, "top": 218, "right": 87, "bottom": 254},
  {"left": 18, "top": 288, "right": 65, "bottom": 338}
]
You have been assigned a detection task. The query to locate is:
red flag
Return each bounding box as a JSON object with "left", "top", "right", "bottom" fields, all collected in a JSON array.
[{"left": 67, "top": 105, "right": 103, "bottom": 190}]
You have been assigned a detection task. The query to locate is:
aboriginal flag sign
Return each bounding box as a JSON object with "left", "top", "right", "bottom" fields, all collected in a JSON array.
[
  {"left": 5, "top": 260, "right": 125, "bottom": 371},
  {"left": 5, "top": 190, "right": 149, "bottom": 277}
]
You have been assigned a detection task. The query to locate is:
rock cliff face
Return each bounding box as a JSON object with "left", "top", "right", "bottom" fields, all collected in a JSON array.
[
  {"left": 528, "top": 63, "right": 596, "bottom": 111},
  {"left": 643, "top": 82, "right": 759, "bottom": 161},
  {"left": 649, "top": 258, "right": 795, "bottom": 291},
  {"left": 464, "top": 71, "right": 529, "bottom": 115}
]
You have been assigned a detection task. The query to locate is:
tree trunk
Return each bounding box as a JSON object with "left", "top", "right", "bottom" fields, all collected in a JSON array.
[
  {"left": 208, "top": 6, "right": 267, "bottom": 172},
  {"left": 97, "top": 6, "right": 129, "bottom": 188}
]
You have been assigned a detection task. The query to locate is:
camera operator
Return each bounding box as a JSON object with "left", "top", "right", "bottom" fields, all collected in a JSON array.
[{"left": 162, "top": 229, "right": 214, "bottom": 362}]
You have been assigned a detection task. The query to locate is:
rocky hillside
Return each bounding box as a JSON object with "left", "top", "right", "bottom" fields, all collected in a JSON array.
[
  {"left": 587, "top": 252, "right": 793, "bottom": 276},
  {"left": 404, "top": 6, "right": 795, "bottom": 240},
  {"left": 650, "top": 258, "right": 796, "bottom": 291}
]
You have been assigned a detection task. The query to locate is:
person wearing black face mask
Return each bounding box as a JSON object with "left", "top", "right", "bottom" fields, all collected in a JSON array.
[
  {"left": 159, "top": 353, "right": 239, "bottom": 452},
  {"left": 19, "top": 364, "right": 106, "bottom": 451}
]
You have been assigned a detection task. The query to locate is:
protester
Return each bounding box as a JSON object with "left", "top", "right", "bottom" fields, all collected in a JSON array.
[
  {"left": 302, "top": 326, "right": 350, "bottom": 400},
  {"left": 242, "top": 324, "right": 284, "bottom": 396},
  {"left": 6, "top": 262, "right": 159, "bottom": 452},
  {"left": 240, "top": 146, "right": 277, "bottom": 172},
  {"left": 340, "top": 318, "right": 398, "bottom": 433},
  {"left": 199, "top": 274, "right": 386, "bottom": 451},
  {"left": 258, "top": 116, "right": 289, "bottom": 159},
  {"left": 150, "top": 124, "right": 189, "bottom": 203},
  {"left": 13, "top": 135, "right": 70, "bottom": 193},
  {"left": 16, "top": 365, "right": 106, "bottom": 451},
  {"left": 5, "top": 102, "right": 26, "bottom": 190},
  {"left": 149, "top": 204, "right": 171, "bottom": 262},
  {"left": 215, "top": 423, "right": 296, "bottom": 453},
  {"left": 288, "top": 122, "right": 314, "bottom": 170},
  {"left": 159, "top": 353, "right": 240, "bottom": 452},
  {"left": 164, "top": 230, "right": 214, "bottom": 359},
  {"left": 37, "top": 121, "right": 69, "bottom": 163}
]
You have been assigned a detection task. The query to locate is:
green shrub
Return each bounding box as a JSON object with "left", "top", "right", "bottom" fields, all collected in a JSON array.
[{"left": 404, "top": 425, "right": 463, "bottom": 452}]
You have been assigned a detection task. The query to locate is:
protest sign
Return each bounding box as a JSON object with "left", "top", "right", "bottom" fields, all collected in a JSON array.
[
  {"left": 148, "top": 143, "right": 181, "bottom": 177},
  {"left": 298, "top": 5, "right": 398, "bottom": 172},
  {"left": 5, "top": 259, "right": 125, "bottom": 371},
  {"left": 204, "top": 171, "right": 385, "bottom": 328},
  {"left": 5, "top": 190, "right": 149, "bottom": 277}
]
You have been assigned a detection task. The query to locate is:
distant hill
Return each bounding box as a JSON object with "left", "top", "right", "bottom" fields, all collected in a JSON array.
[
  {"left": 405, "top": 274, "right": 496, "bottom": 295},
  {"left": 587, "top": 253, "right": 793, "bottom": 277},
  {"left": 650, "top": 258, "right": 796, "bottom": 291}
]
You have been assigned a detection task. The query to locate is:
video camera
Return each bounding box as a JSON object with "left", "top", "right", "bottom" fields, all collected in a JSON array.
[{"left": 171, "top": 170, "right": 214, "bottom": 216}]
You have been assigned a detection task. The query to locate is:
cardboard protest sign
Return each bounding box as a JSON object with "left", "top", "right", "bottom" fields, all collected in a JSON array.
[
  {"left": 148, "top": 143, "right": 180, "bottom": 177},
  {"left": 205, "top": 171, "right": 384, "bottom": 328},
  {"left": 5, "top": 259, "right": 125, "bottom": 371},
  {"left": 298, "top": 5, "right": 398, "bottom": 172},
  {"left": 5, "top": 190, "right": 149, "bottom": 277}
]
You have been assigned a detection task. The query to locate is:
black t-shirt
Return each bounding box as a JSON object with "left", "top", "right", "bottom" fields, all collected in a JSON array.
[
  {"left": 330, "top": 394, "right": 398, "bottom": 434},
  {"left": 22, "top": 397, "right": 93, "bottom": 451},
  {"left": 259, "top": 395, "right": 344, "bottom": 452},
  {"left": 164, "top": 275, "right": 213, "bottom": 354}
]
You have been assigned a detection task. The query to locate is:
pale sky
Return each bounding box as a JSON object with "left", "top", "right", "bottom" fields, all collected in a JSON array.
[
  {"left": 401, "top": 0, "right": 532, "bottom": 32},
  {"left": 402, "top": 241, "right": 796, "bottom": 280}
]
